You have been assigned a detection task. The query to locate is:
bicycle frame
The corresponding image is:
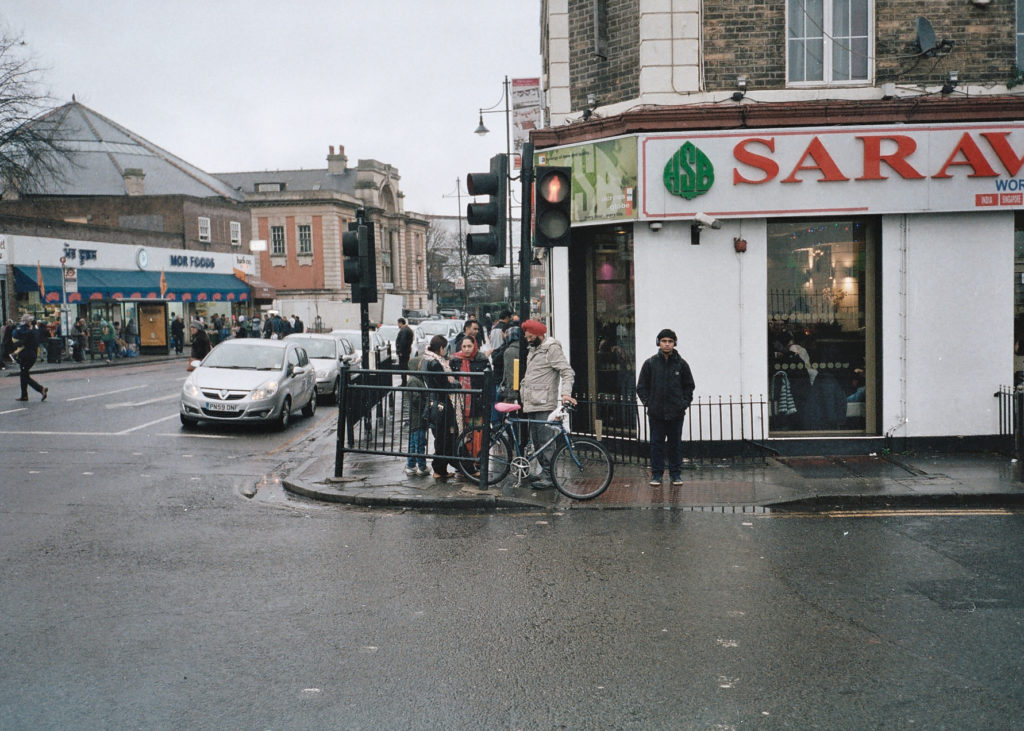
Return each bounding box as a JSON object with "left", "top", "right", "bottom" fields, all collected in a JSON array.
[{"left": 495, "top": 410, "right": 573, "bottom": 469}]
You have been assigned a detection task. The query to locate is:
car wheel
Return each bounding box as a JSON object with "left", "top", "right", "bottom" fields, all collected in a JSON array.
[
  {"left": 332, "top": 377, "right": 341, "bottom": 404},
  {"left": 276, "top": 396, "right": 292, "bottom": 431},
  {"left": 302, "top": 390, "right": 317, "bottom": 417},
  {"left": 180, "top": 413, "right": 198, "bottom": 429}
]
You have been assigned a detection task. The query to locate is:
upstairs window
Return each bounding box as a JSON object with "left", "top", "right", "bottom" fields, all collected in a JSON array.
[
  {"left": 271, "top": 225, "right": 286, "bottom": 256},
  {"left": 198, "top": 216, "right": 211, "bottom": 243},
  {"left": 298, "top": 224, "right": 312, "bottom": 255},
  {"left": 788, "top": 0, "right": 870, "bottom": 84},
  {"left": 1018, "top": 1, "right": 1024, "bottom": 71},
  {"left": 230, "top": 221, "right": 241, "bottom": 247}
]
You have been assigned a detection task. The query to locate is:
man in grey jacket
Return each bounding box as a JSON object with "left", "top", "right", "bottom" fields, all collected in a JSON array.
[{"left": 519, "top": 319, "right": 576, "bottom": 488}]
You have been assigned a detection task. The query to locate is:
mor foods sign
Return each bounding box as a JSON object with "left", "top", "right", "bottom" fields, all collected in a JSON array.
[{"left": 641, "top": 122, "right": 1024, "bottom": 219}]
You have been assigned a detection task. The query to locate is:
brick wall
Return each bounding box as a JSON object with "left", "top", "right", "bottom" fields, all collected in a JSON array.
[
  {"left": 703, "top": 0, "right": 1015, "bottom": 91},
  {"left": 568, "top": 0, "right": 640, "bottom": 110}
]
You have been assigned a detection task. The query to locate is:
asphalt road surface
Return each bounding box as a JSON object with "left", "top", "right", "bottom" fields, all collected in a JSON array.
[{"left": 1, "top": 362, "right": 1023, "bottom": 729}]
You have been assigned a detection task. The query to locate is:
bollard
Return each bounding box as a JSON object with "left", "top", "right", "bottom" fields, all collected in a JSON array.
[{"left": 335, "top": 364, "right": 350, "bottom": 478}]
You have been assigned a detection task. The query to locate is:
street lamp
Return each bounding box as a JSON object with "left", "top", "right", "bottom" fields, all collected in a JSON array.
[{"left": 474, "top": 76, "right": 514, "bottom": 301}]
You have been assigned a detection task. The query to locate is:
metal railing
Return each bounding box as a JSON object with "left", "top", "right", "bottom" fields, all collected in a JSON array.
[{"left": 994, "top": 385, "right": 1022, "bottom": 460}]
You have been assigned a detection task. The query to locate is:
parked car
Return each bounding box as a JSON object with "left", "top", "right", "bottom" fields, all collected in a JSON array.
[
  {"left": 403, "top": 309, "right": 430, "bottom": 325},
  {"left": 285, "top": 333, "right": 351, "bottom": 403},
  {"left": 329, "top": 328, "right": 391, "bottom": 367},
  {"left": 180, "top": 339, "right": 317, "bottom": 430},
  {"left": 414, "top": 319, "right": 463, "bottom": 356},
  {"left": 377, "top": 324, "right": 419, "bottom": 359}
]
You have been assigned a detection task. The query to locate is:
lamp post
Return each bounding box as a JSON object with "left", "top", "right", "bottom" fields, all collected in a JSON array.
[
  {"left": 475, "top": 75, "right": 514, "bottom": 303},
  {"left": 441, "top": 178, "right": 466, "bottom": 311}
]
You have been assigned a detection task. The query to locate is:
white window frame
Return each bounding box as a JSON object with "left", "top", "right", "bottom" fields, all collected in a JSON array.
[
  {"left": 198, "top": 216, "right": 211, "bottom": 243},
  {"left": 297, "top": 224, "right": 313, "bottom": 256},
  {"left": 787, "top": 0, "right": 872, "bottom": 86},
  {"left": 270, "top": 225, "right": 286, "bottom": 257},
  {"left": 230, "top": 221, "right": 241, "bottom": 247},
  {"left": 1017, "top": 1, "right": 1024, "bottom": 71}
]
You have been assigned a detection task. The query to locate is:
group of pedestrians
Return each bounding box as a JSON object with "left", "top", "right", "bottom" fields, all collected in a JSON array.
[{"left": 394, "top": 311, "right": 696, "bottom": 489}]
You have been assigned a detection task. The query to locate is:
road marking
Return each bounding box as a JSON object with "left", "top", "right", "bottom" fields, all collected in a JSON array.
[
  {"left": 0, "top": 408, "right": 27, "bottom": 415},
  {"left": 116, "top": 414, "right": 180, "bottom": 434},
  {"left": 764, "top": 508, "right": 1017, "bottom": 518},
  {"left": 105, "top": 394, "right": 180, "bottom": 409},
  {"left": 65, "top": 385, "right": 148, "bottom": 402}
]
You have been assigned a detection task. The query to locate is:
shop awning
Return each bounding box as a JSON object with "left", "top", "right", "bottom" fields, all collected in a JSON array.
[
  {"left": 14, "top": 266, "right": 250, "bottom": 303},
  {"left": 246, "top": 277, "right": 276, "bottom": 299}
]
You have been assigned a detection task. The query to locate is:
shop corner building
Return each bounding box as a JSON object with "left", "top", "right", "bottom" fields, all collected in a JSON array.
[{"left": 535, "top": 0, "right": 1024, "bottom": 450}]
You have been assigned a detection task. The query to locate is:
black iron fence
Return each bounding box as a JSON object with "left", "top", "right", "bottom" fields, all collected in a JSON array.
[
  {"left": 994, "top": 385, "right": 1023, "bottom": 460},
  {"left": 334, "top": 365, "right": 770, "bottom": 476}
]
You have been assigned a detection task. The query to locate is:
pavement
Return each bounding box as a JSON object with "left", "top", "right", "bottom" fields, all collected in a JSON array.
[
  {"left": 282, "top": 413, "right": 1024, "bottom": 513},
  {"left": 14, "top": 351, "right": 1024, "bottom": 513}
]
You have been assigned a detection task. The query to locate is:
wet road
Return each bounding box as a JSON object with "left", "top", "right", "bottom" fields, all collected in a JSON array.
[{"left": 1, "top": 362, "right": 1023, "bottom": 728}]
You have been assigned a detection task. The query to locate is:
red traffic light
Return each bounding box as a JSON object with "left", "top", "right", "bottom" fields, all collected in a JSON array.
[
  {"left": 534, "top": 166, "right": 571, "bottom": 247},
  {"left": 539, "top": 170, "right": 568, "bottom": 204}
]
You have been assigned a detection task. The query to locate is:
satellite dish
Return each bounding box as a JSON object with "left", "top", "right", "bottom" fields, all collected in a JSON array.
[{"left": 915, "top": 17, "right": 937, "bottom": 56}]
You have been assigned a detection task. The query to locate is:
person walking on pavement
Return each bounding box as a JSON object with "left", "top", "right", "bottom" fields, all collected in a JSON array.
[
  {"left": 13, "top": 314, "right": 47, "bottom": 402},
  {"left": 72, "top": 317, "right": 88, "bottom": 362},
  {"left": 171, "top": 315, "right": 185, "bottom": 354},
  {"left": 189, "top": 320, "right": 212, "bottom": 362},
  {"left": 636, "top": 328, "right": 695, "bottom": 486},
  {"left": 519, "top": 319, "right": 576, "bottom": 489},
  {"left": 395, "top": 317, "right": 414, "bottom": 383}
]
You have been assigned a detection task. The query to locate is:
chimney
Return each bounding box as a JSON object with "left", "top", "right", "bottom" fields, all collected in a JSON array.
[
  {"left": 327, "top": 144, "right": 348, "bottom": 175},
  {"left": 123, "top": 168, "right": 145, "bottom": 196}
]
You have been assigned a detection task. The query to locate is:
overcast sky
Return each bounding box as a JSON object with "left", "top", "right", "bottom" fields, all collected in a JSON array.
[{"left": 2, "top": 1, "right": 541, "bottom": 216}]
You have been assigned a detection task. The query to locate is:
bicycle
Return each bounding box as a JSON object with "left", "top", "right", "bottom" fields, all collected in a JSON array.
[{"left": 454, "top": 402, "right": 613, "bottom": 500}]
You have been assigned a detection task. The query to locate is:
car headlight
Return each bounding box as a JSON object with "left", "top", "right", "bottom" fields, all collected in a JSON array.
[
  {"left": 251, "top": 379, "right": 280, "bottom": 401},
  {"left": 316, "top": 368, "right": 329, "bottom": 379},
  {"left": 183, "top": 378, "right": 201, "bottom": 397}
]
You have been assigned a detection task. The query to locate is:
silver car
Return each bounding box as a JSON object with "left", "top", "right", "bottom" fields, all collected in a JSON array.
[
  {"left": 180, "top": 339, "right": 317, "bottom": 430},
  {"left": 414, "top": 319, "right": 462, "bottom": 356},
  {"left": 329, "top": 328, "right": 391, "bottom": 367},
  {"left": 285, "top": 333, "right": 351, "bottom": 403}
]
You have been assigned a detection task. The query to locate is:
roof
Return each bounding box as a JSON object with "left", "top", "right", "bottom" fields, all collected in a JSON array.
[
  {"left": 213, "top": 168, "right": 356, "bottom": 197},
  {"left": 16, "top": 101, "right": 244, "bottom": 201}
]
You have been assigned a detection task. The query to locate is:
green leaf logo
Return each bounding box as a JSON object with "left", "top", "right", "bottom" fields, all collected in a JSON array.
[{"left": 663, "top": 142, "right": 714, "bottom": 200}]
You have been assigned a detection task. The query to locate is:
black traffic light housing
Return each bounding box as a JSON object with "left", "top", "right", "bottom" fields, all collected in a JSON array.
[
  {"left": 534, "top": 166, "right": 571, "bottom": 247},
  {"left": 342, "top": 216, "right": 378, "bottom": 303},
  {"left": 466, "top": 153, "right": 508, "bottom": 267}
]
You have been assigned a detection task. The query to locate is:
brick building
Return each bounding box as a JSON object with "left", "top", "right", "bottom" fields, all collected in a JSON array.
[
  {"left": 535, "top": 0, "right": 1024, "bottom": 451},
  {"left": 216, "top": 146, "right": 430, "bottom": 329},
  {"left": 0, "top": 101, "right": 254, "bottom": 350}
]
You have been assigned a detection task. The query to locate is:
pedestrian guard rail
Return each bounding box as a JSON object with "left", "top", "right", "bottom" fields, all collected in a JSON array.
[{"left": 335, "top": 364, "right": 770, "bottom": 482}]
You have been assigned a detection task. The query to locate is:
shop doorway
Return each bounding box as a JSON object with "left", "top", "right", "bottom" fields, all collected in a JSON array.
[
  {"left": 568, "top": 225, "right": 637, "bottom": 435},
  {"left": 767, "top": 218, "right": 880, "bottom": 435}
]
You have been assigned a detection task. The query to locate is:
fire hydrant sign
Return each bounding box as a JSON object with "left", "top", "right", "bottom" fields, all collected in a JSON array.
[{"left": 640, "top": 122, "right": 1024, "bottom": 220}]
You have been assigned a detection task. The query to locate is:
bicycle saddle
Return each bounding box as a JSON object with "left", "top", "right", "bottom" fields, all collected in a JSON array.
[{"left": 495, "top": 402, "right": 522, "bottom": 413}]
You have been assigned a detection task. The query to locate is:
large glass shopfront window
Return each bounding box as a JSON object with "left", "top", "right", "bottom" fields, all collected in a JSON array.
[{"left": 768, "top": 218, "right": 879, "bottom": 434}]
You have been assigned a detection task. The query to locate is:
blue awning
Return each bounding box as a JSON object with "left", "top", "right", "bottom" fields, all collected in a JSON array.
[{"left": 14, "top": 266, "right": 250, "bottom": 304}]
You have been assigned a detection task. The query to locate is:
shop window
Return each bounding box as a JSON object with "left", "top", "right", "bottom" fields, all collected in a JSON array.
[
  {"left": 270, "top": 225, "right": 286, "bottom": 257},
  {"left": 768, "top": 219, "right": 877, "bottom": 433},
  {"left": 298, "top": 224, "right": 312, "bottom": 256},
  {"left": 198, "top": 216, "right": 211, "bottom": 243},
  {"left": 787, "top": 0, "right": 870, "bottom": 84}
]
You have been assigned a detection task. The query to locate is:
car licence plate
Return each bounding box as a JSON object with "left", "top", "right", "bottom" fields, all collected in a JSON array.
[{"left": 205, "top": 401, "right": 236, "bottom": 412}]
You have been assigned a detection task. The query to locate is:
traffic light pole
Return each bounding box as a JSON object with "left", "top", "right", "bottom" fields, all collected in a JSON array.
[
  {"left": 518, "top": 143, "right": 533, "bottom": 369},
  {"left": 356, "top": 208, "right": 370, "bottom": 368}
]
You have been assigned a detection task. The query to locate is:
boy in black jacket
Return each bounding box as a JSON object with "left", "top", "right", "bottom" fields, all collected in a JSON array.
[{"left": 636, "top": 328, "right": 694, "bottom": 486}]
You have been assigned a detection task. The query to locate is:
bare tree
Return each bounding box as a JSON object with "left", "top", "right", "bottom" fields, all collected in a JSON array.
[
  {"left": 0, "top": 32, "right": 72, "bottom": 197},
  {"left": 425, "top": 221, "right": 496, "bottom": 311}
]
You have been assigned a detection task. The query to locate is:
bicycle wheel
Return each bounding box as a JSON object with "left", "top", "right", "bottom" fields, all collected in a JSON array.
[
  {"left": 550, "top": 436, "right": 613, "bottom": 500},
  {"left": 454, "top": 425, "right": 512, "bottom": 485}
]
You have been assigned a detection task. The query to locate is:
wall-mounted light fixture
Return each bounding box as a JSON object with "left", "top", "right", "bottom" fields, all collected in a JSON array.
[
  {"left": 649, "top": 221, "right": 663, "bottom": 232},
  {"left": 941, "top": 70, "right": 958, "bottom": 94},
  {"left": 732, "top": 76, "right": 747, "bottom": 102}
]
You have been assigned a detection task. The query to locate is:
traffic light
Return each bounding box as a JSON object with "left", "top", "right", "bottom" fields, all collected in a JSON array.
[
  {"left": 342, "top": 220, "right": 377, "bottom": 304},
  {"left": 534, "top": 166, "right": 572, "bottom": 247},
  {"left": 466, "top": 153, "right": 508, "bottom": 267}
]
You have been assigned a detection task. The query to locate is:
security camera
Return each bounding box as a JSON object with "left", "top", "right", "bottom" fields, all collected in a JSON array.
[
  {"left": 694, "top": 212, "right": 722, "bottom": 229},
  {"left": 648, "top": 221, "right": 663, "bottom": 232}
]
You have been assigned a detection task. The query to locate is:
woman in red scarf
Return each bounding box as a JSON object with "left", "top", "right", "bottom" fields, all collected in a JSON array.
[{"left": 449, "top": 335, "right": 490, "bottom": 466}]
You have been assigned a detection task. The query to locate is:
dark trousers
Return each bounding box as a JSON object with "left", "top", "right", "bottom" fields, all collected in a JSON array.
[
  {"left": 19, "top": 359, "right": 43, "bottom": 398},
  {"left": 525, "top": 410, "right": 558, "bottom": 475},
  {"left": 649, "top": 416, "right": 685, "bottom": 479}
]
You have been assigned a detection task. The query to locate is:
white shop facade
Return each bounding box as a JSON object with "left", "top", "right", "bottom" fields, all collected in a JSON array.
[{"left": 538, "top": 119, "right": 1023, "bottom": 451}]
